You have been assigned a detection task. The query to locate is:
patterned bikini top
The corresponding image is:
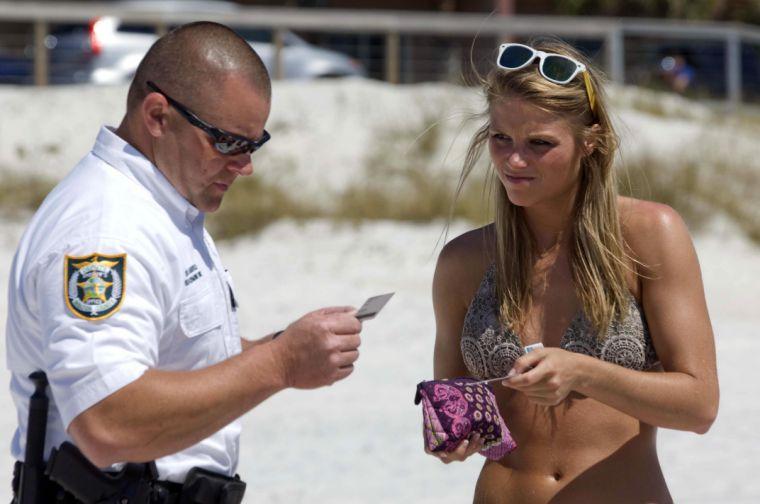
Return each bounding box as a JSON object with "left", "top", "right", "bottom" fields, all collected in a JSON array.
[{"left": 461, "top": 264, "right": 659, "bottom": 380}]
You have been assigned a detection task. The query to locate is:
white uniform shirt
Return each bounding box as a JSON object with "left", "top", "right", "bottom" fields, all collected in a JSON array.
[{"left": 6, "top": 126, "right": 243, "bottom": 483}]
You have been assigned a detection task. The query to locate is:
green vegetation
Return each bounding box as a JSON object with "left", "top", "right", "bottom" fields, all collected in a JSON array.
[
  {"left": 618, "top": 155, "right": 711, "bottom": 229},
  {"left": 0, "top": 173, "right": 56, "bottom": 218},
  {"left": 334, "top": 118, "right": 492, "bottom": 225},
  {"left": 2, "top": 150, "right": 758, "bottom": 246},
  {"left": 1, "top": 90, "right": 758, "bottom": 247},
  {"left": 619, "top": 155, "right": 760, "bottom": 242},
  {"left": 209, "top": 116, "right": 493, "bottom": 238},
  {"left": 206, "top": 175, "right": 319, "bottom": 240}
]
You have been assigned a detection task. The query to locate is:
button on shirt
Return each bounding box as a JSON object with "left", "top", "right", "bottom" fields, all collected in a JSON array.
[{"left": 5, "top": 126, "right": 243, "bottom": 482}]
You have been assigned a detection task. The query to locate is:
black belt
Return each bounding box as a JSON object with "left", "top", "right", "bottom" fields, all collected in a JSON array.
[{"left": 12, "top": 460, "right": 245, "bottom": 504}]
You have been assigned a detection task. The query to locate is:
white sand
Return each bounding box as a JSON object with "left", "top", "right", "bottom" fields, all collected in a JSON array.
[
  {"left": 0, "top": 218, "right": 758, "bottom": 502},
  {"left": 0, "top": 80, "right": 758, "bottom": 502},
  {"left": 229, "top": 219, "right": 760, "bottom": 504}
]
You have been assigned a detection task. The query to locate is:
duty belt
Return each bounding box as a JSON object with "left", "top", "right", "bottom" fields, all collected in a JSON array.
[{"left": 13, "top": 451, "right": 246, "bottom": 504}]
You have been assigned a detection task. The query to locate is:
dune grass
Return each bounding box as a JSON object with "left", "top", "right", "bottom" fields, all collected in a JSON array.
[
  {"left": 617, "top": 156, "right": 711, "bottom": 230},
  {"left": 2, "top": 151, "right": 758, "bottom": 247},
  {"left": 333, "top": 118, "right": 492, "bottom": 225},
  {"left": 1, "top": 93, "right": 758, "bottom": 246},
  {"left": 618, "top": 154, "right": 760, "bottom": 241},
  {"left": 0, "top": 173, "right": 56, "bottom": 219},
  {"left": 206, "top": 175, "right": 320, "bottom": 241},
  {"left": 207, "top": 114, "right": 494, "bottom": 238}
]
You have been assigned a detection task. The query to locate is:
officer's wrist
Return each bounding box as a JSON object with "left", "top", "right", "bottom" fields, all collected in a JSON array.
[{"left": 266, "top": 334, "right": 295, "bottom": 389}]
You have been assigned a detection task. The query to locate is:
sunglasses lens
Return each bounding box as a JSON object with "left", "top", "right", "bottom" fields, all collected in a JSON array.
[
  {"left": 542, "top": 55, "right": 578, "bottom": 83},
  {"left": 498, "top": 45, "right": 534, "bottom": 69},
  {"left": 215, "top": 137, "right": 250, "bottom": 155},
  {"left": 214, "top": 130, "right": 269, "bottom": 156}
]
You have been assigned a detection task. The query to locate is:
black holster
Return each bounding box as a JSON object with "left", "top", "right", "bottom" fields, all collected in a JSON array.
[
  {"left": 45, "top": 442, "right": 245, "bottom": 504},
  {"left": 46, "top": 441, "right": 158, "bottom": 504},
  {"left": 179, "top": 468, "right": 246, "bottom": 504},
  {"left": 16, "top": 371, "right": 49, "bottom": 504}
]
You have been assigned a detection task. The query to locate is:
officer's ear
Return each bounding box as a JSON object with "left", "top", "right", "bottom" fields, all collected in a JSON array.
[{"left": 141, "top": 91, "right": 171, "bottom": 138}]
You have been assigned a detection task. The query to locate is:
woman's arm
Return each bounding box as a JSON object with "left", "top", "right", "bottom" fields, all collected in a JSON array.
[
  {"left": 432, "top": 230, "right": 486, "bottom": 379},
  {"left": 428, "top": 229, "right": 490, "bottom": 461},
  {"left": 505, "top": 203, "right": 719, "bottom": 434}
]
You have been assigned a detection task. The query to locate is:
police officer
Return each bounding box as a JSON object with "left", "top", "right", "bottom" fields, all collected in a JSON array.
[{"left": 6, "top": 22, "right": 362, "bottom": 502}]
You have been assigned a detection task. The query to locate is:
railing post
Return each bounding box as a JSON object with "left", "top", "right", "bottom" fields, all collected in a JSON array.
[
  {"left": 33, "top": 19, "right": 49, "bottom": 86},
  {"left": 385, "top": 31, "right": 400, "bottom": 84},
  {"left": 154, "top": 21, "right": 168, "bottom": 37},
  {"left": 273, "top": 28, "right": 285, "bottom": 80},
  {"left": 605, "top": 25, "right": 625, "bottom": 84},
  {"left": 726, "top": 29, "right": 742, "bottom": 108}
]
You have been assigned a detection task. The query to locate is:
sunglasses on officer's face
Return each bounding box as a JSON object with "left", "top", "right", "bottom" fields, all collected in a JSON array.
[
  {"left": 496, "top": 43, "right": 597, "bottom": 117},
  {"left": 146, "top": 81, "right": 270, "bottom": 156}
]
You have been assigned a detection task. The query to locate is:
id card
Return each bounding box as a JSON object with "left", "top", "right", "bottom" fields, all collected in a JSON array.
[
  {"left": 355, "top": 293, "right": 395, "bottom": 321},
  {"left": 524, "top": 342, "right": 544, "bottom": 354}
]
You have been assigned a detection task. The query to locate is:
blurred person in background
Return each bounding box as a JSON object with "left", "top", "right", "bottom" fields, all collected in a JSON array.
[
  {"left": 6, "top": 21, "right": 362, "bottom": 503},
  {"left": 660, "top": 52, "right": 696, "bottom": 94},
  {"left": 426, "top": 38, "right": 718, "bottom": 503}
]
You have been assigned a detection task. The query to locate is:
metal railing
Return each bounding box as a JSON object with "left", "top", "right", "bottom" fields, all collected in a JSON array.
[{"left": 1, "top": 1, "right": 759, "bottom": 106}]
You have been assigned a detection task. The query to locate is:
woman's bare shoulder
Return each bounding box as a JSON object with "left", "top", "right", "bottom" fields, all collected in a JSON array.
[
  {"left": 438, "top": 223, "right": 495, "bottom": 270},
  {"left": 435, "top": 223, "right": 495, "bottom": 306},
  {"left": 618, "top": 196, "right": 694, "bottom": 273}
]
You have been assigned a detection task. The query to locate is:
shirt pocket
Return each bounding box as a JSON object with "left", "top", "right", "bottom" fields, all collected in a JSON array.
[{"left": 179, "top": 284, "right": 224, "bottom": 338}]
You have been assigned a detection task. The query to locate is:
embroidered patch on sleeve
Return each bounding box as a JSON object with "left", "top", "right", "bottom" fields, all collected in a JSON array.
[{"left": 64, "top": 253, "right": 127, "bottom": 321}]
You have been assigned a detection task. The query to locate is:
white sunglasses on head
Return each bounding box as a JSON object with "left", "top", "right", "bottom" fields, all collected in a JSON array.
[{"left": 496, "top": 43, "right": 597, "bottom": 115}]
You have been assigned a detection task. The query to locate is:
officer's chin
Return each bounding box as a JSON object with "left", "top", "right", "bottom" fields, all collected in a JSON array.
[
  {"left": 201, "top": 200, "right": 223, "bottom": 213},
  {"left": 192, "top": 193, "right": 224, "bottom": 214}
]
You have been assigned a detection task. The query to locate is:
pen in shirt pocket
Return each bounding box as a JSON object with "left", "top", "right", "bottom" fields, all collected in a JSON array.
[{"left": 225, "top": 269, "right": 238, "bottom": 311}]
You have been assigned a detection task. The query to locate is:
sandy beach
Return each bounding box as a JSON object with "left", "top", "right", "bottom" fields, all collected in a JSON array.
[{"left": 1, "top": 217, "right": 757, "bottom": 502}]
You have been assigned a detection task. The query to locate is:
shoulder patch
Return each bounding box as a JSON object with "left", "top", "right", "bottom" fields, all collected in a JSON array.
[{"left": 64, "top": 253, "right": 127, "bottom": 321}]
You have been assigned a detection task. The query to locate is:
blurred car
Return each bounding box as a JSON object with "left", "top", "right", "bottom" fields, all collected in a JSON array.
[{"left": 0, "top": 0, "right": 365, "bottom": 84}]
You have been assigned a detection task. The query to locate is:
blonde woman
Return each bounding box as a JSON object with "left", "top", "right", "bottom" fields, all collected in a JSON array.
[{"left": 428, "top": 39, "right": 718, "bottom": 503}]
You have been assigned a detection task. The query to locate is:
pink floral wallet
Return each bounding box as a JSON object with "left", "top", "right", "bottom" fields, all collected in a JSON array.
[{"left": 415, "top": 378, "right": 517, "bottom": 460}]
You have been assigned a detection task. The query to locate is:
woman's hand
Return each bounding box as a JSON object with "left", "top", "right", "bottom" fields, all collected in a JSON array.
[
  {"left": 424, "top": 433, "right": 485, "bottom": 464},
  {"left": 502, "top": 348, "right": 585, "bottom": 406}
]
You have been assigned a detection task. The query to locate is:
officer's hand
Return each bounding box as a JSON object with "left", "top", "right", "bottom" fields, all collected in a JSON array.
[{"left": 273, "top": 306, "right": 362, "bottom": 389}]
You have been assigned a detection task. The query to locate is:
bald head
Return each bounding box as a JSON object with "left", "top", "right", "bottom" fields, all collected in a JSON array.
[{"left": 127, "top": 21, "right": 271, "bottom": 112}]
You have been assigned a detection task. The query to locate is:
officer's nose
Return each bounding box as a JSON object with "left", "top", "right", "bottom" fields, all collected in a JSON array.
[{"left": 226, "top": 155, "right": 253, "bottom": 176}]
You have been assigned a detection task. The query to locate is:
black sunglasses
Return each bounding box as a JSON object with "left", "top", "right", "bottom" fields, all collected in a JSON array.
[{"left": 146, "top": 81, "right": 270, "bottom": 156}]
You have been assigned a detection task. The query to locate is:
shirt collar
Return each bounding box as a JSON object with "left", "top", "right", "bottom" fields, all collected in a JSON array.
[{"left": 91, "top": 126, "right": 202, "bottom": 225}]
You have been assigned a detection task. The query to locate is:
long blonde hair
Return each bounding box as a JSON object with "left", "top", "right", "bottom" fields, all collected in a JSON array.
[{"left": 457, "top": 38, "right": 631, "bottom": 336}]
